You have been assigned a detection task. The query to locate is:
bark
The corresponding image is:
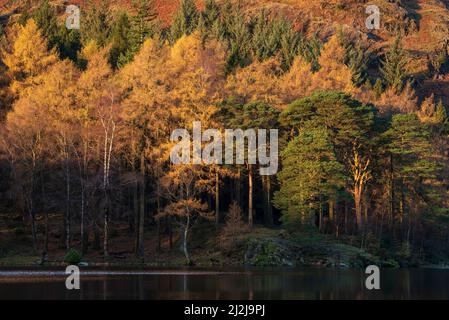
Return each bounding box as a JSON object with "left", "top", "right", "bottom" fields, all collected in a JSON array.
[
  {"left": 215, "top": 169, "right": 219, "bottom": 226},
  {"left": 263, "top": 175, "right": 273, "bottom": 226},
  {"left": 354, "top": 186, "right": 363, "bottom": 233},
  {"left": 183, "top": 215, "right": 190, "bottom": 265},
  {"left": 137, "top": 152, "right": 145, "bottom": 259},
  {"left": 134, "top": 181, "right": 139, "bottom": 254},
  {"left": 103, "top": 190, "right": 109, "bottom": 258},
  {"left": 248, "top": 165, "right": 253, "bottom": 228}
]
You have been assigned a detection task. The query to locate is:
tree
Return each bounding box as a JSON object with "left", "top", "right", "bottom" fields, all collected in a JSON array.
[
  {"left": 117, "top": 0, "right": 159, "bottom": 67},
  {"left": 3, "top": 19, "right": 57, "bottom": 96},
  {"left": 170, "top": 0, "right": 199, "bottom": 41},
  {"left": 32, "top": 0, "right": 59, "bottom": 49},
  {"left": 80, "top": 1, "right": 111, "bottom": 46},
  {"left": 226, "top": 57, "right": 282, "bottom": 106},
  {"left": 311, "top": 35, "right": 358, "bottom": 95},
  {"left": 274, "top": 125, "right": 345, "bottom": 230},
  {"left": 220, "top": 201, "right": 248, "bottom": 246},
  {"left": 383, "top": 114, "right": 439, "bottom": 243},
  {"left": 380, "top": 35, "right": 408, "bottom": 93},
  {"left": 279, "top": 55, "right": 313, "bottom": 104},
  {"left": 157, "top": 165, "right": 214, "bottom": 265},
  {"left": 280, "top": 92, "right": 375, "bottom": 233},
  {"left": 119, "top": 38, "right": 171, "bottom": 258},
  {"left": 109, "top": 12, "right": 131, "bottom": 68}
]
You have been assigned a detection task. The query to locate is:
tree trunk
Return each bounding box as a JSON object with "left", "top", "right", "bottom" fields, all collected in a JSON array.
[
  {"left": 354, "top": 188, "right": 363, "bottom": 233},
  {"left": 329, "top": 200, "right": 334, "bottom": 231},
  {"left": 248, "top": 165, "right": 253, "bottom": 228},
  {"left": 215, "top": 169, "right": 219, "bottom": 226},
  {"left": 183, "top": 216, "right": 190, "bottom": 265},
  {"left": 138, "top": 152, "right": 145, "bottom": 259},
  {"left": 134, "top": 181, "right": 139, "bottom": 254},
  {"left": 103, "top": 190, "right": 109, "bottom": 259},
  {"left": 263, "top": 175, "right": 273, "bottom": 226}
]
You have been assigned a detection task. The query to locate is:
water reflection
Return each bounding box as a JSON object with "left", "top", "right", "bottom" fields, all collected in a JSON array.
[{"left": 0, "top": 268, "right": 448, "bottom": 300}]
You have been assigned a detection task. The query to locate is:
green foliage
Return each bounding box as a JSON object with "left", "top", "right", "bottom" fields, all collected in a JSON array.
[
  {"left": 80, "top": 0, "right": 111, "bottom": 46},
  {"left": 32, "top": 0, "right": 59, "bottom": 48},
  {"left": 274, "top": 125, "right": 345, "bottom": 229},
  {"left": 63, "top": 248, "right": 82, "bottom": 264},
  {"left": 251, "top": 12, "right": 288, "bottom": 62},
  {"left": 338, "top": 30, "right": 368, "bottom": 86},
  {"left": 380, "top": 35, "right": 408, "bottom": 92},
  {"left": 171, "top": 0, "right": 199, "bottom": 41},
  {"left": 373, "top": 78, "right": 384, "bottom": 98},
  {"left": 435, "top": 99, "right": 448, "bottom": 126},
  {"left": 110, "top": 12, "right": 131, "bottom": 68},
  {"left": 383, "top": 114, "right": 439, "bottom": 216},
  {"left": 299, "top": 34, "right": 321, "bottom": 72}
]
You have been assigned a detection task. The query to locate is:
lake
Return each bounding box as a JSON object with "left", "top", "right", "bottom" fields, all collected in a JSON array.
[{"left": 0, "top": 267, "right": 448, "bottom": 300}]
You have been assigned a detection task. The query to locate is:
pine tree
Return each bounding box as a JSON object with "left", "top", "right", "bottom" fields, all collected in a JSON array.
[
  {"left": 274, "top": 125, "right": 345, "bottom": 230},
  {"left": 374, "top": 78, "right": 384, "bottom": 99},
  {"left": 347, "top": 42, "right": 368, "bottom": 87},
  {"left": 279, "top": 22, "right": 302, "bottom": 70},
  {"left": 109, "top": 12, "right": 131, "bottom": 68},
  {"left": 380, "top": 35, "right": 408, "bottom": 93},
  {"left": 170, "top": 0, "right": 199, "bottom": 42},
  {"left": 299, "top": 33, "right": 321, "bottom": 72},
  {"left": 198, "top": 0, "right": 220, "bottom": 40},
  {"left": 128, "top": 0, "right": 158, "bottom": 49},
  {"left": 383, "top": 114, "right": 439, "bottom": 240},
  {"left": 80, "top": 0, "right": 111, "bottom": 46},
  {"left": 32, "top": 0, "right": 59, "bottom": 49}
]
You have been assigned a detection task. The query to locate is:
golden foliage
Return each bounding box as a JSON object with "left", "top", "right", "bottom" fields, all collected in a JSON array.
[
  {"left": 279, "top": 55, "right": 314, "bottom": 104},
  {"left": 226, "top": 57, "right": 282, "bottom": 106},
  {"left": 310, "top": 35, "right": 358, "bottom": 95},
  {"left": 376, "top": 82, "right": 418, "bottom": 115},
  {"left": 2, "top": 19, "right": 57, "bottom": 97}
]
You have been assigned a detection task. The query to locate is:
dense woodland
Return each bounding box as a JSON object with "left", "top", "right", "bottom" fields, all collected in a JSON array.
[{"left": 0, "top": 0, "right": 448, "bottom": 265}]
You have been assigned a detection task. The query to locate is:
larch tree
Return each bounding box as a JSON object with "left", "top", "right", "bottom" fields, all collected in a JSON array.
[
  {"left": 119, "top": 38, "right": 171, "bottom": 259},
  {"left": 311, "top": 35, "right": 358, "bottom": 95},
  {"left": 2, "top": 19, "right": 57, "bottom": 97},
  {"left": 225, "top": 57, "right": 282, "bottom": 106}
]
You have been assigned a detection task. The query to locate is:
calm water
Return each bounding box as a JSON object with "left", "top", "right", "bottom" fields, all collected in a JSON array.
[{"left": 0, "top": 268, "right": 448, "bottom": 300}]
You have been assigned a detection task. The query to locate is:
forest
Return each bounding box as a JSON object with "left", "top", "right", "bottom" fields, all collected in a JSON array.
[{"left": 0, "top": 0, "right": 448, "bottom": 267}]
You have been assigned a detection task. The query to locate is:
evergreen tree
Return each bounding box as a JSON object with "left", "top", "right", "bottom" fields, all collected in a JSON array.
[
  {"left": 346, "top": 42, "right": 368, "bottom": 87},
  {"left": 170, "top": 0, "right": 199, "bottom": 42},
  {"left": 80, "top": 0, "right": 111, "bottom": 46},
  {"left": 198, "top": 0, "right": 220, "bottom": 40},
  {"left": 109, "top": 12, "right": 131, "bottom": 68},
  {"left": 128, "top": 0, "right": 158, "bottom": 48},
  {"left": 299, "top": 33, "right": 321, "bottom": 72},
  {"left": 252, "top": 11, "right": 287, "bottom": 61},
  {"left": 32, "top": 0, "right": 59, "bottom": 49},
  {"left": 380, "top": 35, "right": 408, "bottom": 93},
  {"left": 279, "top": 23, "right": 302, "bottom": 70},
  {"left": 374, "top": 78, "right": 384, "bottom": 99},
  {"left": 435, "top": 99, "right": 448, "bottom": 124},
  {"left": 56, "top": 25, "right": 82, "bottom": 62},
  {"left": 274, "top": 125, "right": 345, "bottom": 230}
]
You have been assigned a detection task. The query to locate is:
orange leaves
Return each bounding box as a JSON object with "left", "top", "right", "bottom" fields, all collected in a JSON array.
[
  {"left": 226, "top": 57, "right": 282, "bottom": 106},
  {"left": 2, "top": 19, "right": 58, "bottom": 97},
  {"left": 311, "top": 35, "right": 358, "bottom": 96}
]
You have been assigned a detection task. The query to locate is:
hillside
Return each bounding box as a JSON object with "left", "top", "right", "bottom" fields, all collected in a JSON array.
[{"left": 2, "top": 0, "right": 449, "bottom": 103}]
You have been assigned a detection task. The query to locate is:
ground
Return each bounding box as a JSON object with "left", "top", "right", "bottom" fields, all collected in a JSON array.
[{"left": 0, "top": 211, "right": 426, "bottom": 268}]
